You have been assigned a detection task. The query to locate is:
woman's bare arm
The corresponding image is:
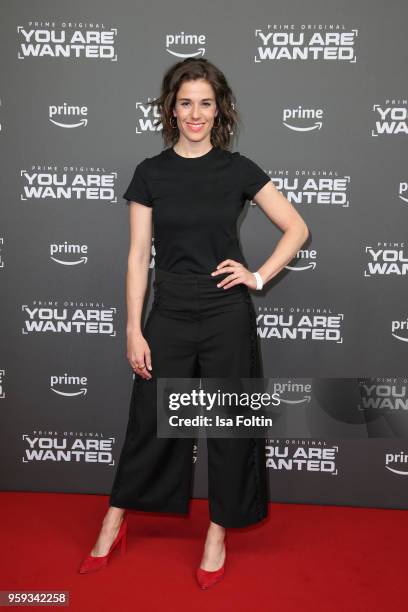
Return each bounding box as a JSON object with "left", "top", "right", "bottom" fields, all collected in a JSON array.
[
  {"left": 251, "top": 181, "right": 309, "bottom": 285},
  {"left": 126, "top": 201, "right": 153, "bottom": 336}
]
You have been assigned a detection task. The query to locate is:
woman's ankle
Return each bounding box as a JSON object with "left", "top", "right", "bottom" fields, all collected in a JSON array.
[
  {"left": 206, "top": 525, "right": 226, "bottom": 543},
  {"left": 102, "top": 509, "right": 125, "bottom": 529}
]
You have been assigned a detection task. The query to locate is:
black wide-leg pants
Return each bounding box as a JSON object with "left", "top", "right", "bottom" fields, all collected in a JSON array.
[{"left": 109, "top": 267, "right": 269, "bottom": 528}]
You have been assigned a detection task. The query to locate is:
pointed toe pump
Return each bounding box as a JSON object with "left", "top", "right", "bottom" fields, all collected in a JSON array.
[
  {"left": 78, "top": 516, "right": 128, "bottom": 574},
  {"left": 195, "top": 539, "right": 227, "bottom": 590}
]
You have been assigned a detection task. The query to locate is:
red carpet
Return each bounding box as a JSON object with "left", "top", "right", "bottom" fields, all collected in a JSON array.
[{"left": 1, "top": 492, "right": 406, "bottom": 611}]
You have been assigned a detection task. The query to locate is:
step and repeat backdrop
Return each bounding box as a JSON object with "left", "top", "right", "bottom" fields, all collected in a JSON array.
[{"left": 1, "top": 1, "right": 408, "bottom": 510}]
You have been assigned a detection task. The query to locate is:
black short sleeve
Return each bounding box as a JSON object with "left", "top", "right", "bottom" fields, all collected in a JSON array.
[
  {"left": 122, "top": 159, "right": 152, "bottom": 207},
  {"left": 239, "top": 154, "right": 270, "bottom": 201}
]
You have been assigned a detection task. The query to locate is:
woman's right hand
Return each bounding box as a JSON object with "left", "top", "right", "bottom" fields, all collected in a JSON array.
[{"left": 127, "top": 331, "right": 152, "bottom": 379}]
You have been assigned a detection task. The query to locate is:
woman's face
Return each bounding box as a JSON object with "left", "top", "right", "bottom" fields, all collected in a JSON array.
[{"left": 172, "top": 78, "right": 218, "bottom": 145}]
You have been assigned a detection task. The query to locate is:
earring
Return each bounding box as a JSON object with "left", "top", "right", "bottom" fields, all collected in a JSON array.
[
  {"left": 212, "top": 115, "right": 221, "bottom": 129},
  {"left": 170, "top": 117, "right": 178, "bottom": 129}
]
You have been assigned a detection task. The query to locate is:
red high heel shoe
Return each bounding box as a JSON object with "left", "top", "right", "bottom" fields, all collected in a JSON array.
[
  {"left": 195, "top": 539, "right": 227, "bottom": 590},
  {"left": 78, "top": 516, "right": 128, "bottom": 574}
]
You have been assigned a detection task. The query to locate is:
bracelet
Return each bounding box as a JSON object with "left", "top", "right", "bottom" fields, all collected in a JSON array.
[{"left": 252, "top": 271, "right": 264, "bottom": 290}]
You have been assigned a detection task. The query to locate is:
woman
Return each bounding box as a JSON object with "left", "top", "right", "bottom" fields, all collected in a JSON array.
[{"left": 79, "top": 57, "right": 309, "bottom": 588}]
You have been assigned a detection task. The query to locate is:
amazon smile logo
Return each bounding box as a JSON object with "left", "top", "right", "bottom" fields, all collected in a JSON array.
[
  {"left": 391, "top": 316, "right": 408, "bottom": 342},
  {"left": 285, "top": 249, "right": 317, "bottom": 272},
  {"left": 49, "top": 103, "right": 88, "bottom": 128},
  {"left": 50, "top": 242, "right": 88, "bottom": 266},
  {"left": 282, "top": 106, "right": 324, "bottom": 131},
  {"left": 398, "top": 181, "right": 408, "bottom": 204},
  {"left": 50, "top": 373, "right": 88, "bottom": 397},
  {"left": 385, "top": 452, "right": 408, "bottom": 475},
  {"left": 165, "top": 32, "right": 206, "bottom": 58}
]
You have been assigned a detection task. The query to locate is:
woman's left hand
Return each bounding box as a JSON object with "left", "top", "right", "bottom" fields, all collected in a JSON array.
[{"left": 211, "top": 259, "right": 258, "bottom": 290}]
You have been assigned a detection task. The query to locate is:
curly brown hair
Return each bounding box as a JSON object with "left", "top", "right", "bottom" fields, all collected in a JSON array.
[{"left": 146, "top": 57, "right": 241, "bottom": 150}]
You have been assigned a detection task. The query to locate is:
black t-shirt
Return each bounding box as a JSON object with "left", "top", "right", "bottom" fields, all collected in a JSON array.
[{"left": 122, "top": 145, "right": 270, "bottom": 275}]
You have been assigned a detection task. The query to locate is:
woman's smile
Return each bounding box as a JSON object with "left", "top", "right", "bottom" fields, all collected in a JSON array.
[{"left": 186, "top": 122, "right": 205, "bottom": 131}]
